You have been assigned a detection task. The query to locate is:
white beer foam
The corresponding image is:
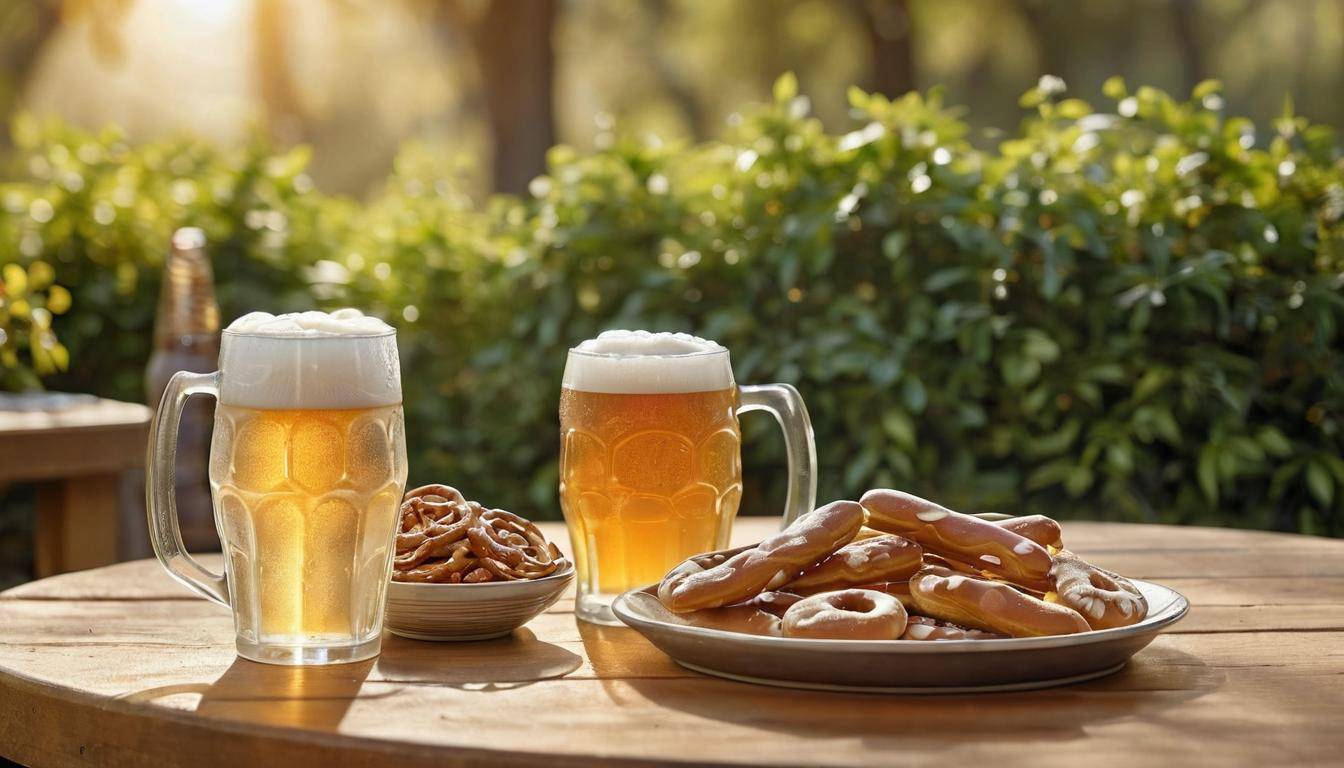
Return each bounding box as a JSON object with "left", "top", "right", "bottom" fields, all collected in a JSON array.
[
  {"left": 563, "top": 330, "right": 734, "bottom": 394},
  {"left": 219, "top": 309, "right": 401, "bottom": 409}
]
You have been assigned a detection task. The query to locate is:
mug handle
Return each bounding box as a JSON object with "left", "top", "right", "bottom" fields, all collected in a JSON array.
[
  {"left": 146, "top": 370, "right": 229, "bottom": 606},
  {"left": 737, "top": 384, "right": 818, "bottom": 527}
]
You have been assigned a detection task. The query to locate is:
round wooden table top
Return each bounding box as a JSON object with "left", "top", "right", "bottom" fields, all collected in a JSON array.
[{"left": 1, "top": 519, "right": 1341, "bottom": 767}]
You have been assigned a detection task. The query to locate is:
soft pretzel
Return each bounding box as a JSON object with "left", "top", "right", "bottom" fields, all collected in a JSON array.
[
  {"left": 745, "top": 590, "right": 804, "bottom": 616},
  {"left": 1049, "top": 550, "right": 1147, "bottom": 630},
  {"left": 861, "top": 490, "right": 1053, "bottom": 590},
  {"left": 852, "top": 580, "right": 914, "bottom": 610},
  {"left": 995, "top": 515, "right": 1064, "bottom": 551},
  {"left": 909, "top": 565, "right": 1090, "bottom": 637},
  {"left": 901, "top": 615, "right": 1005, "bottom": 641},
  {"left": 783, "top": 534, "right": 922, "bottom": 595},
  {"left": 657, "top": 500, "right": 864, "bottom": 613},
  {"left": 781, "top": 589, "right": 908, "bottom": 640},
  {"left": 682, "top": 605, "right": 784, "bottom": 636}
]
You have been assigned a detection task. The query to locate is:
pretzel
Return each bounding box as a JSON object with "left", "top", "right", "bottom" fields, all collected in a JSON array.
[
  {"left": 995, "top": 515, "right": 1064, "bottom": 551},
  {"left": 744, "top": 590, "right": 804, "bottom": 617},
  {"left": 391, "top": 484, "right": 567, "bottom": 583},
  {"left": 852, "top": 580, "right": 914, "bottom": 610},
  {"left": 1049, "top": 550, "right": 1147, "bottom": 630},
  {"left": 657, "top": 500, "right": 864, "bottom": 613},
  {"left": 682, "top": 605, "right": 784, "bottom": 637},
  {"left": 783, "top": 535, "right": 922, "bottom": 595},
  {"left": 909, "top": 565, "right": 1089, "bottom": 637},
  {"left": 901, "top": 615, "right": 1005, "bottom": 641},
  {"left": 781, "top": 589, "right": 908, "bottom": 640},
  {"left": 861, "top": 489, "right": 1053, "bottom": 590}
]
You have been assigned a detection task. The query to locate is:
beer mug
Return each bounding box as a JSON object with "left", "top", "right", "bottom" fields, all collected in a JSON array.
[
  {"left": 147, "top": 309, "right": 408, "bottom": 665},
  {"left": 559, "top": 330, "right": 816, "bottom": 624}
]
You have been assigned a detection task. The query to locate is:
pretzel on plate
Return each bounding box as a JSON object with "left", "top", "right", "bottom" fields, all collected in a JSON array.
[
  {"left": 909, "top": 565, "right": 1090, "bottom": 637},
  {"left": 1049, "top": 550, "right": 1148, "bottom": 630},
  {"left": 783, "top": 534, "right": 922, "bottom": 595},
  {"left": 781, "top": 589, "right": 908, "bottom": 640},
  {"left": 901, "top": 615, "right": 1005, "bottom": 641},
  {"left": 657, "top": 500, "right": 865, "bottom": 613},
  {"left": 995, "top": 515, "right": 1064, "bottom": 552},
  {"left": 861, "top": 489, "right": 1053, "bottom": 590}
]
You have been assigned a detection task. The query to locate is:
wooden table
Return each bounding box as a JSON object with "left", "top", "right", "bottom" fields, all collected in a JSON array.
[
  {"left": 0, "top": 395, "right": 151, "bottom": 576},
  {"left": 0, "top": 519, "right": 1341, "bottom": 767}
]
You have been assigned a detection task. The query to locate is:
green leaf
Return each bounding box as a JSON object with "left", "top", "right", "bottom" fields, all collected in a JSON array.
[
  {"left": 922, "top": 267, "right": 973, "bottom": 292},
  {"left": 1257, "top": 427, "right": 1293, "bottom": 458},
  {"left": 1192, "top": 79, "right": 1223, "bottom": 100},
  {"left": 881, "top": 409, "right": 916, "bottom": 451},
  {"left": 1198, "top": 446, "right": 1219, "bottom": 504},
  {"left": 901, "top": 376, "right": 927, "bottom": 414},
  {"left": 847, "top": 85, "right": 869, "bottom": 110},
  {"left": 773, "top": 72, "right": 798, "bottom": 103},
  {"left": 1102, "top": 76, "right": 1127, "bottom": 100},
  {"left": 1306, "top": 462, "right": 1334, "bottom": 507}
]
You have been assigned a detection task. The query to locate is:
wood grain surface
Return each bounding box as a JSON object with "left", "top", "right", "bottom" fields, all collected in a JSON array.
[{"left": 1, "top": 519, "right": 1342, "bottom": 767}]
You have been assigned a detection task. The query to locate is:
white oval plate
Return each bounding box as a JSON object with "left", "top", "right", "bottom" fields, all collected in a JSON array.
[{"left": 614, "top": 577, "right": 1188, "bottom": 693}]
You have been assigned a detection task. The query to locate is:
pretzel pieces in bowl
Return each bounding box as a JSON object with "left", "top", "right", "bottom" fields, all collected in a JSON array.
[{"left": 392, "top": 484, "right": 567, "bottom": 584}]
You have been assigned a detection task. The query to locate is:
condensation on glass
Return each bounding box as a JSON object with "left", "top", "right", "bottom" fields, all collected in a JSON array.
[{"left": 147, "top": 309, "right": 408, "bottom": 665}]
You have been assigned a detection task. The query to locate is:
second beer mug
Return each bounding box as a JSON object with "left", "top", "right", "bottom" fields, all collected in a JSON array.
[{"left": 559, "top": 330, "right": 817, "bottom": 624}]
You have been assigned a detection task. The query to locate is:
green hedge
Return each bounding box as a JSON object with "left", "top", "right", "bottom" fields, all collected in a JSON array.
[{"left": 3, "top": 75, "right": 1343, "bottom": 534}]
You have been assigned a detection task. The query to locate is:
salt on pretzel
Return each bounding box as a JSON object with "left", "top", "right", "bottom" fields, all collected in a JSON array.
[
  {"left": 861, "top": 489, "right": 1053, "bottom": 590},
  {"left": 657, "top": 500, "right": 864, "bottom": 613},
  {"left": 745, "top": 590, "right": 804, "bottom": 617},
  {"left": 995, "top": 515, "right": 1064, "bottom": 551},
  {"left": 1049, "top": 550, "right": 1147, "bottom": 630},
  {"left": 909, "top": 565, "right": 1090, "bottom": 637},
  {"left": 781, "top": 589, "right": 908, "bottom": 640},
  {"left": 901, "top": 615, "right": 1005, "bottom": 641},
  {"left": 783, "top": 534, "right": 922, "bottom": 595}
]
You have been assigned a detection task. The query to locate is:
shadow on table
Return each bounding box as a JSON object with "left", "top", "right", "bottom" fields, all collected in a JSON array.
[
  {"left": 375, "top": 628, "right": 582, "bottom": 691},
  {"left": 121, "top": 657, "right": 380, "bottom": 732},
  {"left": 585, "top": 630, "right": 1225, "bottom": 747}
]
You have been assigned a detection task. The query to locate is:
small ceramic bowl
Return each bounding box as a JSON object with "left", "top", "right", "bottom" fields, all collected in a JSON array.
[{"left": 385, "top": 565, "right": 574, "bottom": 641}]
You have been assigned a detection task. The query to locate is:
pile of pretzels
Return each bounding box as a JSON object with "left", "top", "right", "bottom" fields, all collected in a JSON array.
[
  {"left": 650, "top": 489, "right": 1147, "bottom": 640},
  {"left": 393, "top": 485, "right": 567, "bottom": 583}
]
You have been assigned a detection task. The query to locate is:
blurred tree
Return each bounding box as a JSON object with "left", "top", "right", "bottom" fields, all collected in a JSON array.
[
  {"left": 0, "top": 0, "right": 132, "bottom": 153},
  {"left": 0, "top": 2, "right": 61, "bottom": 153},
  {"left": 1170, "top": 0, "right": 1205, "bottom": 93},
  {"left": 254, "top": 0, "right": 310, "bottom": 145},
  {"left": 851, "top": 0, "right": 916, "bottom": 96},
  {"left": 423, "top": 0, "right": 558, "bottom": 194}
]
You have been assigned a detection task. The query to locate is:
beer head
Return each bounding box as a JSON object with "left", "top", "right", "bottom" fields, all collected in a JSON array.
[
  {"left": 219, "top": 309, "right": 401, "bottom": 408},
  {"left": 563, "top": 330, "right": 733, "bottom": 394}
]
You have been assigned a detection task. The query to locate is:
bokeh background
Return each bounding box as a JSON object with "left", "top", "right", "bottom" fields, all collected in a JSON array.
[{"left": 1, "top": 0, "right": 1342, "bottom": 587}]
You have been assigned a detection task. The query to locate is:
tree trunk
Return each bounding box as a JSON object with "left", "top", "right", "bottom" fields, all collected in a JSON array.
[
  {"left": 855, "top": 0, "right": 916, "bottom": 97},
  {"left": 468, "top": 0, "right": 558, "bottom": 195},
  {"left": 0, "top": 0, "right": 62, "bottom": 152},
  {"left": 253, "top": 0, "right": 307, "bottom": 144},
  {"left": 1170, "top": 0, "right": 1204, "bottom": 96}
]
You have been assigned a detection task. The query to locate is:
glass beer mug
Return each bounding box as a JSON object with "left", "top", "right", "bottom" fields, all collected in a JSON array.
[
  {"left": 147, "top": 309, "right": 408, "bottom": 665},
  {"left": 559, "top": 330, "right": 817, "bottom": 624}
]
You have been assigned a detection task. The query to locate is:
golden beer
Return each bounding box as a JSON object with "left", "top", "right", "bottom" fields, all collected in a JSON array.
[
  {"left": 559, "top": 387, "right": 743, "bottom": 596},
  {"left": 149, "top": 308, "right": 408, "bottom": 665},
  {"left": 210, "top": 404, "right": 406, "bottom": 644}
]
